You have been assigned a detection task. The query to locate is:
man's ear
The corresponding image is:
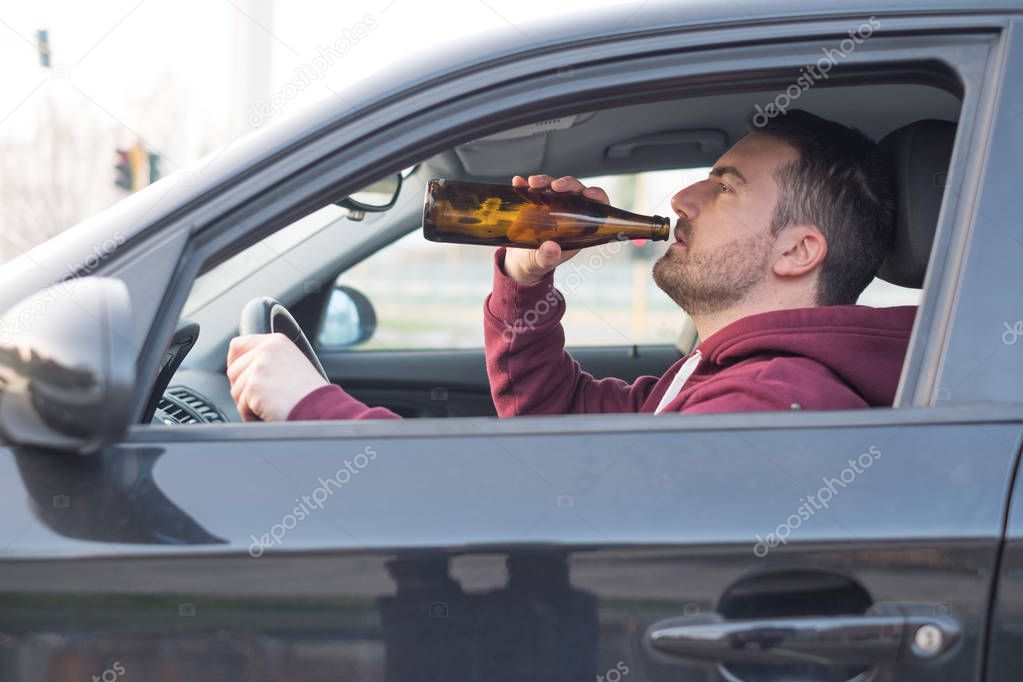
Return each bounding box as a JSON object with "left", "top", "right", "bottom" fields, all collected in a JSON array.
[{"left": 772, "top": 225, "right": 827, "bottom": 278}]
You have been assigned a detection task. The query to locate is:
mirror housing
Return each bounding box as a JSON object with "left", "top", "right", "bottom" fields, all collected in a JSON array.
[
  {"left": 317, "top": 285, "right": 377, "bottom": 349},
  {"left": 335, "top": 173, "right": 402, "bottom": 213},
  {"left": 0, "top": 277, "right": 136, "bottom": 454}
]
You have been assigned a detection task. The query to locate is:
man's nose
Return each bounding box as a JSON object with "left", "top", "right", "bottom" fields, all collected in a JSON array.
[{"left": 671, "top": 181, "right": 709, "bottom": 219}]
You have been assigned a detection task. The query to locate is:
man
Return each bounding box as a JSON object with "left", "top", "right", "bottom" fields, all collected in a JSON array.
[{"left": 227, "top": 109, "right": 914, "bottom": 421}]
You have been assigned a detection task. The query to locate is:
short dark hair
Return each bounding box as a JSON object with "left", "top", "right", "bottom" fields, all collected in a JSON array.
[{"left": 747, "top": 109, "right": 895, "bottom": 306}]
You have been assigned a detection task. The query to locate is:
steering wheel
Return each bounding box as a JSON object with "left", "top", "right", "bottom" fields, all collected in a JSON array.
[{"left": 239, "top": 296, "right": 328, "bottom": 380}]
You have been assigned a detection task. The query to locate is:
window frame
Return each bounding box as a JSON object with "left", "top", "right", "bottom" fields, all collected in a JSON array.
[{"left": 124, "top": 18, "right": 1003, "bottom": 422}]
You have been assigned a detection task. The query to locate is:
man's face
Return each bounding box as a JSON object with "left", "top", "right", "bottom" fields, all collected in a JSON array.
[{"left": 653, "top": 133, "right": 800, "bottom": 316}]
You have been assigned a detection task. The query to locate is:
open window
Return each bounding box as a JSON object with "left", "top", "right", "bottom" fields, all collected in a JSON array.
[{"left": 161, "top": 35, "right": 970, "bottom": 425}]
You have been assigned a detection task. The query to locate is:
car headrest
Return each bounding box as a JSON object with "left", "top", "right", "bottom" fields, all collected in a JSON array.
[{"left": 877, "top": 119, "right": 956, "bottom": 288}]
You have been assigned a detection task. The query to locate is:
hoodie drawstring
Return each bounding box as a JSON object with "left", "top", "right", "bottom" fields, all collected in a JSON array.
[{"left": 654, "top": 350, "right": 702, "bottom": 415}]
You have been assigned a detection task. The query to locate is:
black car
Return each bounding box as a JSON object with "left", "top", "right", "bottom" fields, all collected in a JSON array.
[{"left": 1, "top": 1, "right": 1022, "bottom": 681}]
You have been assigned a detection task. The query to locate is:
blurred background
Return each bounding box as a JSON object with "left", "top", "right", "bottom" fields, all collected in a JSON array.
[{"left": 0, "top": 0, "right": 633, "bottom": 261}]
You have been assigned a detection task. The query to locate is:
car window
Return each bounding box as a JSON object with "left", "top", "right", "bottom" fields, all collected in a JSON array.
[{"left": 336, "top": 169, "right": 712, "bottom": 351}]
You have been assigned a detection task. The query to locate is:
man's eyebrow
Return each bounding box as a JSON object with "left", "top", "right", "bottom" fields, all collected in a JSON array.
[{"left": 709, "top": 165, "right": 748, "bottom": 185}]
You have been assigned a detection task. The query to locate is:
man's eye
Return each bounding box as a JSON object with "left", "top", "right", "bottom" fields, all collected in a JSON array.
[{"left": 718, "top": 182, "right": 731, "bottom": 193}]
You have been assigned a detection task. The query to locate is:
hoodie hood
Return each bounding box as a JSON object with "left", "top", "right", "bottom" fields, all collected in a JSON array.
[{"left": 694, "top": 305, "right": 917, "bottom": 407}]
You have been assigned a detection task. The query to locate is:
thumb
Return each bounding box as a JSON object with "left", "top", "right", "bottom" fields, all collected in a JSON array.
[{"left": 533, "top": 241, "right": 562, "bottom": 269}]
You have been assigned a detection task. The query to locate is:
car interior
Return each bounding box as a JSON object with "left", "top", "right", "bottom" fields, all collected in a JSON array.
[{"left": 152, "top": 80, "right": 961, "bottom": 425}]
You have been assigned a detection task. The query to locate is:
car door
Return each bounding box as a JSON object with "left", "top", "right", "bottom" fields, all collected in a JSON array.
[
  {"left": 1, "top": 407, "right": 1019, "bottom": 681},
  {"left": 989, "top": 460, "right": 1023, "bottom": 682},
  {"left": 2, "top": 11, "right": 1021, "bottom": 682}
]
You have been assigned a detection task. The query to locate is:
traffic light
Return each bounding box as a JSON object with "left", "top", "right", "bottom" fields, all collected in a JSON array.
[
  {"left": 36, "top": 30, "right": 50, "bottom": 68},
  {"left": 148, "top": 152, "right": 160, "bottom": 184},
  {"left": 128, "top": 145, "right": 147, "bottom": 190},
  {"left": 115, "top": 144, "right": 152, "bottom": 192},
  {"left": 115, "top": 148, "right": 133, "bottom": 191}
]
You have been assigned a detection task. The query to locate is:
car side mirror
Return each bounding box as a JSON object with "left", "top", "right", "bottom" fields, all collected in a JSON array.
[
  {"left": 0, "top": 277, "right": 136, "bottom": 454},
  {"left": 335, "top": 172, "right": 402, "bottom": 214},
  {"left": 316, "top": 285, "right": 377, "bottom": 349}
]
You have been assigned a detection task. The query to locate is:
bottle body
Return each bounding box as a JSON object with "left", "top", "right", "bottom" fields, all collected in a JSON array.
[{"left": 422, "top": 179, "right": 671, "bottom": 249}]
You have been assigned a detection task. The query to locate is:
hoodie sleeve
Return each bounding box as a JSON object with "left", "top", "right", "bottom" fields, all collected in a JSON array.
[
  {"left": 287, "top": 384, "right": 401, "bottom": 421},
  {"left": 483, "top": 248, "right": 660, "bottom": 416}
]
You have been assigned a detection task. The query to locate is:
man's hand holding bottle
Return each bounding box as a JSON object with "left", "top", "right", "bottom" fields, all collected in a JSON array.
[{"left": 501, "top": 174, "right": 610, "bottom": 285}]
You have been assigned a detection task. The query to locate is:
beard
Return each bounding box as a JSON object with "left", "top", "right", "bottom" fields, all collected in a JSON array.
[{"left": 653, "top": 227, "right": 773, "bottom": 316}]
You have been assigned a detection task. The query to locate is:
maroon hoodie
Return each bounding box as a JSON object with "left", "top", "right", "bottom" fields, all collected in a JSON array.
[{"left": 288, "top": 248, "right": 916, "bottom": 421}]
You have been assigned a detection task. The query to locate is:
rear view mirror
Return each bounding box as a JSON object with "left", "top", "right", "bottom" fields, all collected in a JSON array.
[
  {"left": 0, "top": 277, "right": 136, "bottom": 454},
  {"left": 336, "top": 172, "right": 402, "bottom": 213}
]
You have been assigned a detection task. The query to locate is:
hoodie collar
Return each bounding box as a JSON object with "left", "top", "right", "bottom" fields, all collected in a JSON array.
[{"left": 692, "top": 305, "right": 917, "bottom": 407}]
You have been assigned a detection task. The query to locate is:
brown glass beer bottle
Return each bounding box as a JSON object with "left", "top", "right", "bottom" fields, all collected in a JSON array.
[{"left": 423, "top": 179, "right": 671, "bottom": 249}]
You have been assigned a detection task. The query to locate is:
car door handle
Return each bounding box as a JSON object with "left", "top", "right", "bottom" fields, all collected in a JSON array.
[{"left": 646, "top": 606, "right": 960, "bottom": 667}]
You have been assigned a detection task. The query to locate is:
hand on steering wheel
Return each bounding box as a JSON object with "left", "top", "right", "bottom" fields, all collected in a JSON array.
[
  {"left": 239, "top": 297, "right": 328, "bottom": 379},
  {"left": 227, "top": 297, "right": 329, "bottom": 422}
]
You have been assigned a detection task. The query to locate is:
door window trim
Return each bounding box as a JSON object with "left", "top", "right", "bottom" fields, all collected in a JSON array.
[
  {"left": 127, "top": 403, "right": 1023, "bottom": 445},
  {"left": 132, "top": 20, "right": 1000, "bottom": 421}
]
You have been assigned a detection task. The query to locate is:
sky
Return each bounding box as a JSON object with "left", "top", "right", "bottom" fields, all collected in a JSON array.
[{"left": 0, "top": 0, "right": 641, "bottom": 161}]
